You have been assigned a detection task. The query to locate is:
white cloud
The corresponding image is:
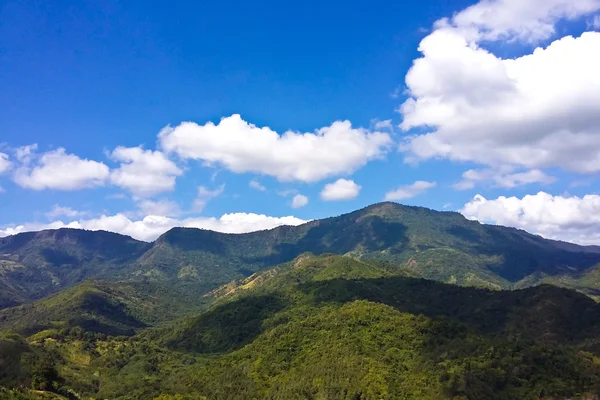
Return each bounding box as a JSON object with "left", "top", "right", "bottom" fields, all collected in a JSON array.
[
  {"left": 249, "top": 179, "right": 266, "bottom": 191},
  {"left": 461, "top": 191, "right": 600, "bottom": 245},
  {"left": 13, "top": 147, "right": 109, "bottom": 190},
  {"left": 46, "top": 205, "right": 87, "bottom": 219},
  {"left": 591, "top": 15, "right": 600, "bottom": 29},
  {"left": 0, "top": 153, "right": 11, "bottom": 174},
  {"left": 385, "top": 181, "right": 436, "bottom": 201},
  {"left": 15, "top": 144, "right": 38, "bottom": 164},
  {"left": 109, "top": 146, "right": 182, "bottom": 197},
  {"left": 453, "top": 168, "right": 555, "bottom": 190},
  {"left": 0, "top": 212, "right": 307, "bottom": 242},
  {"left": 136, "top": 199, "right": 181, "bottom": 217},
  {"left": 159, "top": 114, "right": 392, "bottom": 183},
  {"left": 194, "top": 185, "right": 225, "bottom": 212},
  {"left": 400, "top": 0, "right": 600, "bottom": 175},
  {"left": 291, "top": 194, "right": 309, "bottom": 208},
  {"left": 448, "top": 0, "right": 600, "bottom": 42},
  {"left": 373, "top": 119, "right": 393, "bottom": 130},
  {"left": 320, "top": 179, "right": 361, "bottom": 201}
]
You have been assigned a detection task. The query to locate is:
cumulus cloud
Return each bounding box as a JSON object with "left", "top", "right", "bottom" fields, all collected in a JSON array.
[
  {"left": 0, "top": 153, "right": 11, "bottom": 174},
  {"left": 385, "top": 181, "right": 436, "bottom": 201},
  {"left": 0, "top": 212, "right": 307, "bottom": 242},
  {"left": 159, "top": 114, "right": 392, "bottom": 183},
  {"left": 249, "top": 179, "right": 266, "bottom": 191},
  {"left": 400, "top": 0, "right": 600, "bottom": 175},
  {"left": 461, "top": 191, "right": 600, "bottom": 245},
  {"left": 291, "top": 194, "right": 309, "bottom": 208},
  {"left": 46, "top": 205, "right": 87, "bottom": 219},
  {"left": 447, "top": 0, "right": 600, "bottom": 42},
  {"left": 194, "top": 185, "right": 225, "bottom": 212},
  {"left": 13, "top": 147, "right": 109, "bottom": 190},
  {"left": 109, "top": 146, "right": 182, "bottom": 197},
  {"left": 320, "top": 179, "right": 361, "bottom": 201},
  {"left": 453, "top": 168, "right": 555, "bottom": 190}
]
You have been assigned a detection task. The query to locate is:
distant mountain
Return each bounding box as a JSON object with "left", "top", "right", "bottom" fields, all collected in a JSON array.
[
  {"left": 0, "top": 229, "right": 150, "bottom": 307},
  {"left": 3, "top": 202, "right": 600, "bottom": 310},
  {"left": 0, "top": 280, "right": 200, "bottom": 337}
]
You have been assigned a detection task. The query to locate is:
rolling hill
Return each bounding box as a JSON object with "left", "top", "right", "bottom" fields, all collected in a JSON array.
[{"left": 3, "top": 254, "right": 600, "bottom": 399}]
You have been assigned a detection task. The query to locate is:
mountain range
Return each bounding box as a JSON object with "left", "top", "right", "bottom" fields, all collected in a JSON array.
[
  {"left": 3, "top": 202, "right": 600, "bottom": 399},
  {"left": 2, "top": 202, "right": 600, "bottom": 312}
]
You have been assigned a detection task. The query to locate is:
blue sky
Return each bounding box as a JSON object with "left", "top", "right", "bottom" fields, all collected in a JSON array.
[{"left": 1, "top": 0, "right": 600, "bottom": 243}]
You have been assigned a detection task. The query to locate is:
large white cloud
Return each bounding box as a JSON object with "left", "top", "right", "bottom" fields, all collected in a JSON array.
[
  {"left": 461, "top": 191, "right": 600, "bottom": 245},
  {"left": 320, "top": 179, "right": 361, "bottom": 201},
  {"left": 109, "top": 146, "right": 182, "bottom": 197},
  {"left": 449, "top": 0, "right": 600, "bottom": 42},
  {"left": 0, "top": 212, "right": 307, "bottom": 242},
  {"left": 159, "top": 114, "right": 392, "bottom": 183},
  {"left": 13, "top": 147, "right": 109, "bottom": 190},
  {"left": 400, "top": 0, "right": 600, "bottom": 175}
]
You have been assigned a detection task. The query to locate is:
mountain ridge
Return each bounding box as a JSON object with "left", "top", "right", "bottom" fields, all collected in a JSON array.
[{"left": 3, "top": 201, "right": 600, "bottom": 310}]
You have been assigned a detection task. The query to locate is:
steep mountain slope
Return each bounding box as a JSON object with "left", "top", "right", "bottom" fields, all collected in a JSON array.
[
  {"left": 3, "top": 202, "right": 600, "bottom": 310},
  {"left": 4, "top": 255, "right": 600, "bottom": 400}
]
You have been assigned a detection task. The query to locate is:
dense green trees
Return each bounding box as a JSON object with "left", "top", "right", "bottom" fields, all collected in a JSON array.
[{"left": 3, "top": 254, "right": 600, "bottom": 399}]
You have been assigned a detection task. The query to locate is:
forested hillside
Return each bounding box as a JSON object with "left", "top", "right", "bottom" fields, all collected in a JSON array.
[
  {"left": 3, "top": 202, "right": 600, "bottom": 312},
  {"left": 2, "top": 254, "right": 600, "bottom": 399}
]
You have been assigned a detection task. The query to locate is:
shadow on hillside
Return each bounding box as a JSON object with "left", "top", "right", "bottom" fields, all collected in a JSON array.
[
  {"left": 168, "top": 294, "right": 286, "bottom": 354},
  {"left": 242, "top": 216, "right": 409, "bottom": 267},
  {"left": 162, "top": 229, "right": 229, "bottom": 254},
  {"left": 298, "top": 277, "right": 600, "bottom": 343}
]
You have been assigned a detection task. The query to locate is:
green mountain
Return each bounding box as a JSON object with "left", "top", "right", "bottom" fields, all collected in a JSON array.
[
  {"left": 3, "top": 202, "right": 600, "bottom": 311},
  {"left": 3, "top": 254, "right": 600, "bottom": 399},
  {"left": 0, "top": 229, "right": 150, "bottom": 308},
  {"left": 0, "top": 280, "right": 201, "bottom": 337}
]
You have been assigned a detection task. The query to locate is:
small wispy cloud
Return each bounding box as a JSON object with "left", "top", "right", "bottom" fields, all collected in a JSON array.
[
  {"left": 249, "top": 179, "right": 266, "bottom": 192},
  {"left": 291, "top": 194, "right": 309, "bottom": 208},
  {"left": 194, "top": 184, "right": 225, "bottom": 212},
  {"left": 385, "top": 181, "right": 436, "bottom": 201},
  {"left": 46, "top": 205, "right": 88, "bottom": 219}
]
